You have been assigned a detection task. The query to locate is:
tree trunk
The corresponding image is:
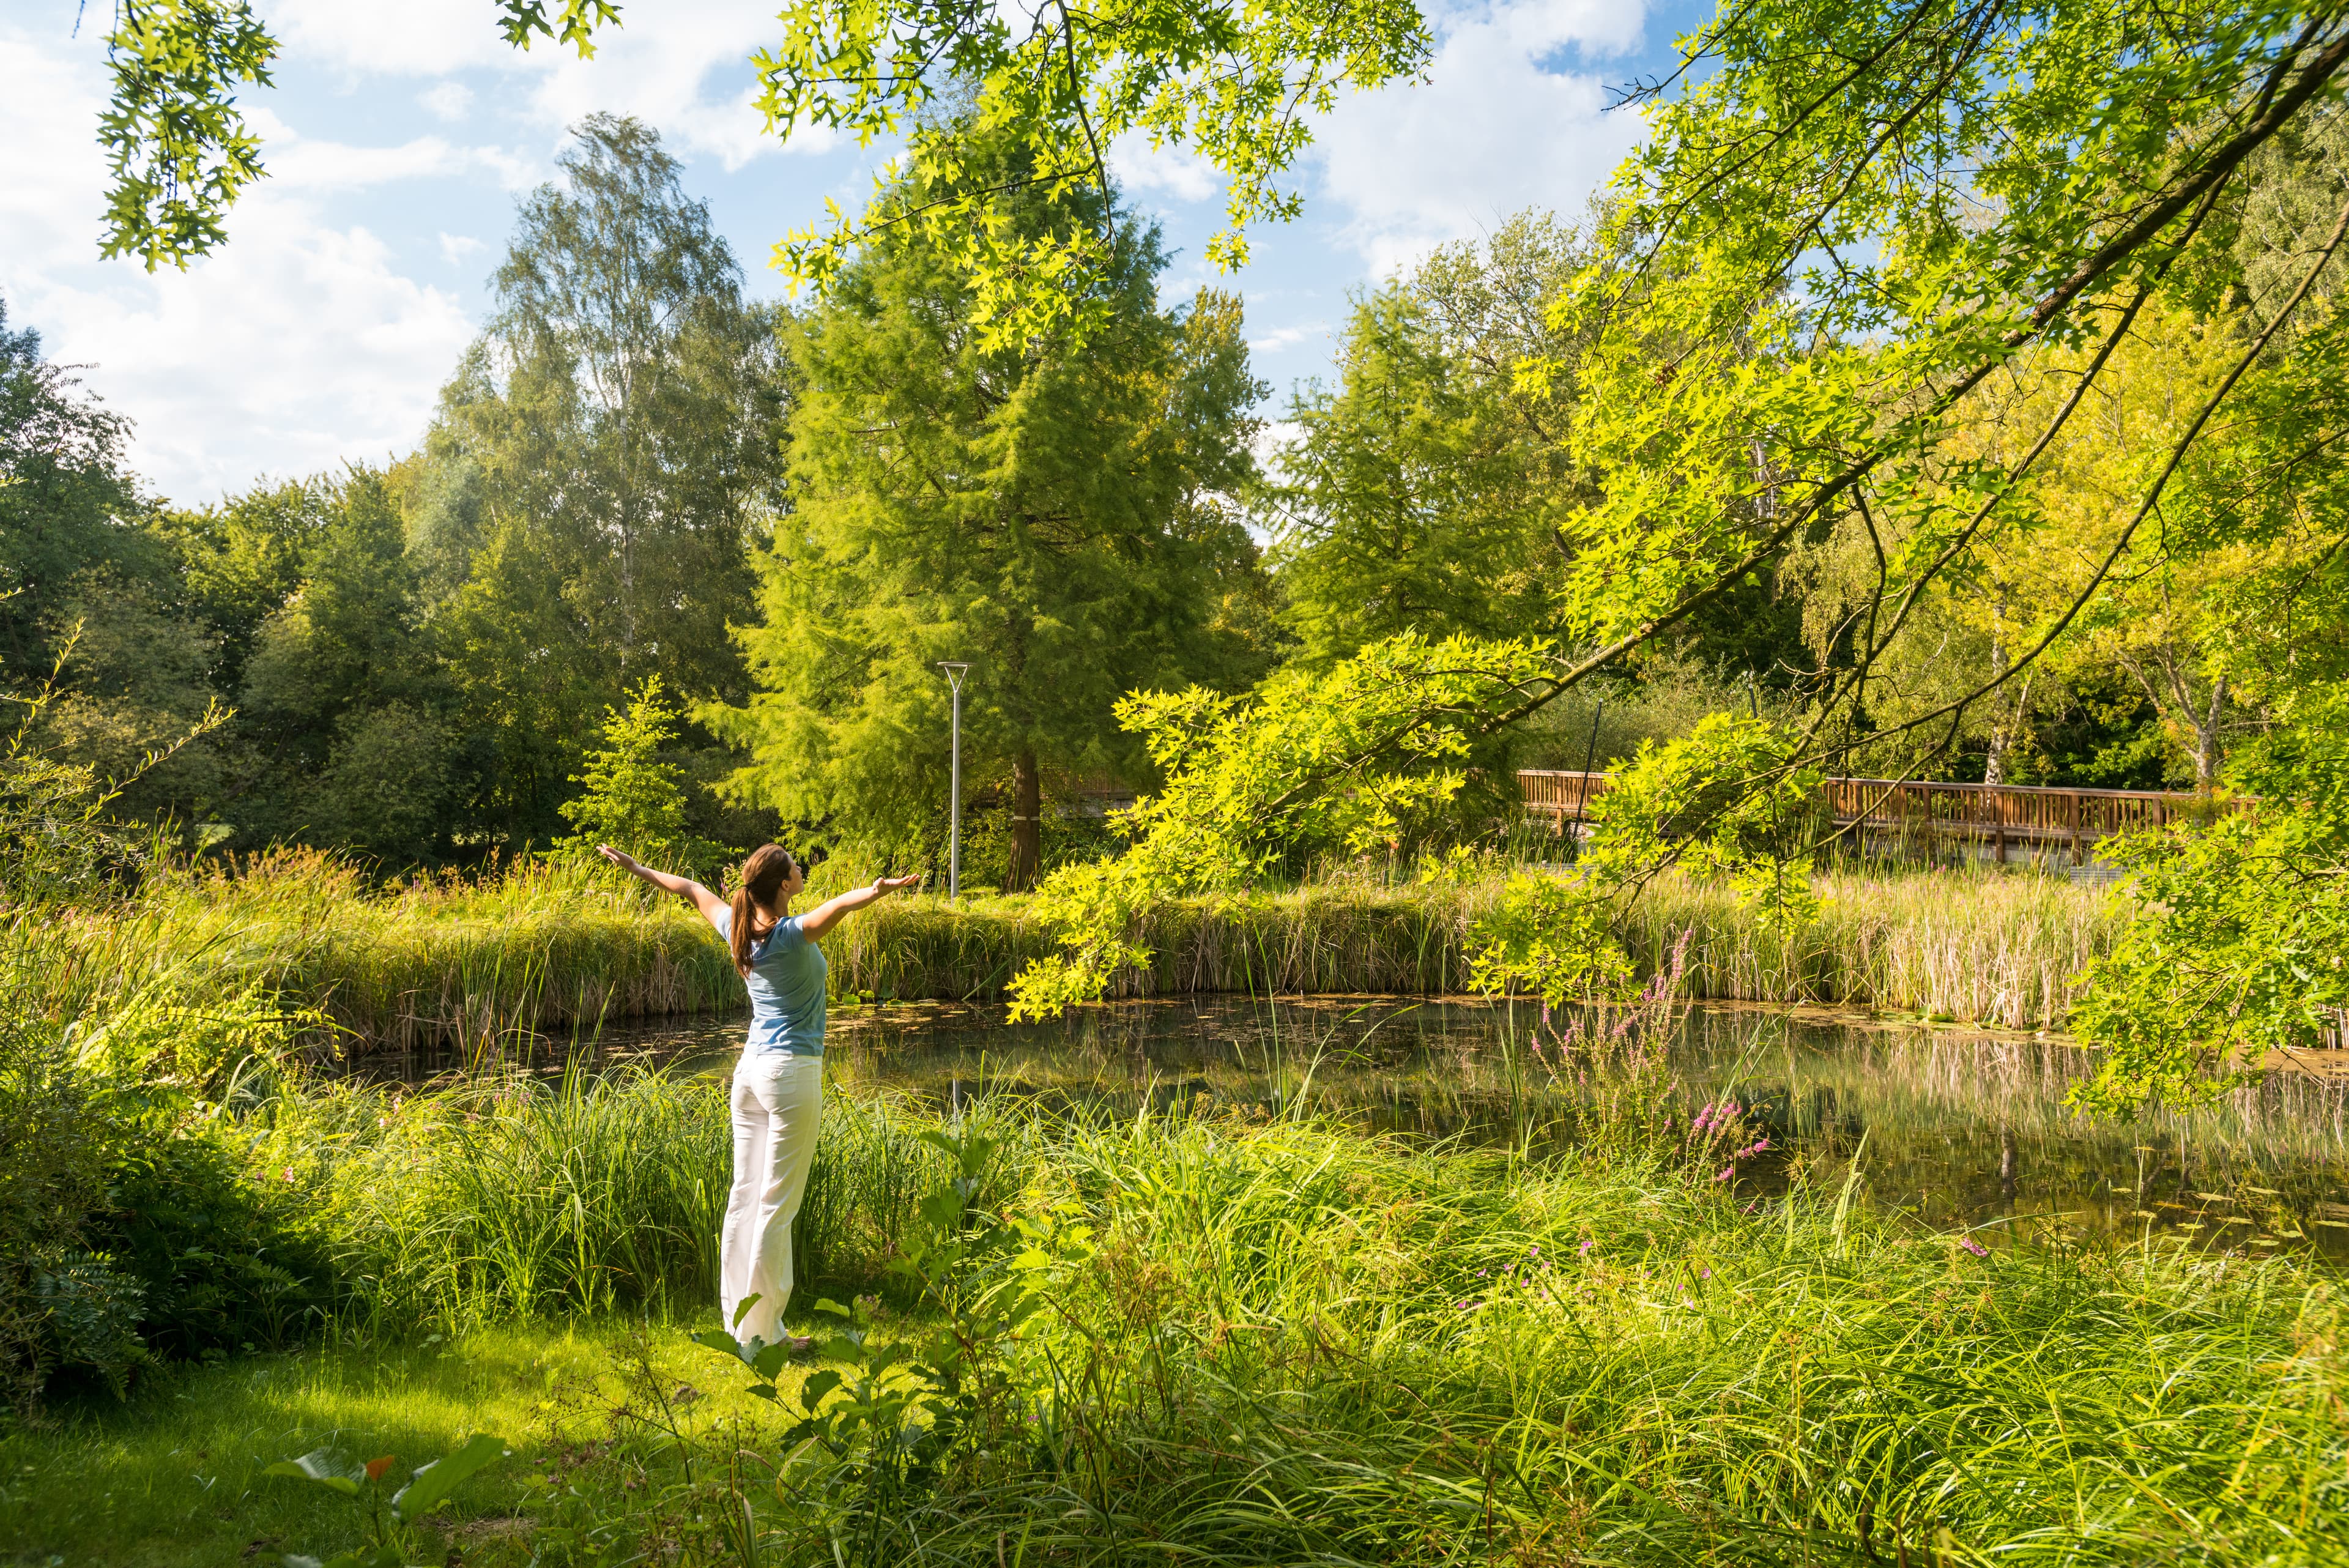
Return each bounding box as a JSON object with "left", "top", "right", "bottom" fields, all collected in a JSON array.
[
  {"left": 1982, "top": 605, "right": 2014, "bottom": 787},
  {"left": 1007, "top": 749, "right": 1042, "bottom": 891},
  {"left": 2194, "top": 672, "right": 2227, "bottom": 790}
]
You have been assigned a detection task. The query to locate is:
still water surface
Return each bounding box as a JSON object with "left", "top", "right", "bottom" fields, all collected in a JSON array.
[{"left": 499, "top": 995, "right": 2349, "bottom": 1262}]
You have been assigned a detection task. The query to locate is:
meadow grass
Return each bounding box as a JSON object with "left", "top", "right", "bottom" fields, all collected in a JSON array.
[
  {"left": 0, "top": 1313, "right": 818, "bottom": 1568},
  {"left": 13, "top": 1077, "right": 2346, "bottom": 1566},
  {"left": 31, "top": 851, "right": 2124, "bottom": 1054}
]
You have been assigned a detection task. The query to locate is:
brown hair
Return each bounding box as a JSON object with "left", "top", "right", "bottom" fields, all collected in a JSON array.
[{"left": 728, "top": 844, "right": 798, "bottom": 977}]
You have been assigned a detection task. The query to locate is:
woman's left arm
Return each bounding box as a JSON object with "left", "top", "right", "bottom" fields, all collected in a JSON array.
[
  {"left": 599, "top": 845, "right": 730, "bottom": 929},
  {"left": 797, "top": 874, "right": 922, "bottom": 941}
]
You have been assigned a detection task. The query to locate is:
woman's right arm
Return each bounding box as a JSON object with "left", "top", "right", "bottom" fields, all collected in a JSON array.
[{"left": 599, "top": 845, "right": 729, "bottom": 928}]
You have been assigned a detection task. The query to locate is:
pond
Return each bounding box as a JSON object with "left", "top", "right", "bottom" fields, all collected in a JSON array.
[{"left": 444, "top": 995, "right": 2349, "bottom": 1263}]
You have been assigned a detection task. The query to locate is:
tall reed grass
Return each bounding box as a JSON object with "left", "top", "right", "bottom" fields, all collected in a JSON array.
[
  {"left": 40, "top": 849, "right": 737, "bottom": 1051},
  {"left": 267, "top": 1071, "right": 970, "bottom": 1329},
  {"left": 842, "top": 863, "right": 2121, "bottom": 1027},
  {"left": 1625, "top": 865, "right": 2124, "bottom": 1028},
  {"left": 35, "top": 849, "right": 2123, "bottom": 1050}
]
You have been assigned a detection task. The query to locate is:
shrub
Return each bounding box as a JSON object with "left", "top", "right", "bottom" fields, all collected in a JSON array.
[
  {"left": 85, "top": 1120, "right": 336, "bottom": 1364},
  {"left": 0, "top": 1004, "right": 124, "bottom": 1416}
]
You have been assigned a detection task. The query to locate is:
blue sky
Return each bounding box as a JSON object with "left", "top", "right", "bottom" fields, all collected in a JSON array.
[{"left": 2, "top": 0, "right": 1706, "bottom": 503}]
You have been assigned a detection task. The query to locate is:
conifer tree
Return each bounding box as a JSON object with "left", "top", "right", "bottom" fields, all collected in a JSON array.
[{"left": 708, "top": 146, "right": 1269, "bottom": 888}]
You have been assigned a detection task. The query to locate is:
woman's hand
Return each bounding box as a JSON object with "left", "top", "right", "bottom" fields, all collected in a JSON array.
[
  {"left": 598, "top": 844, "right": 645, "bottom": 876},
  {"left": 871, "top": 873, "right": 922, "bottom": 896}
]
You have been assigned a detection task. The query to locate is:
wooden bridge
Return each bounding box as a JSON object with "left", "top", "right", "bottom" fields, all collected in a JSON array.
[{"left": 1518, "top": 770, "right": 2230, "bottom": 865}]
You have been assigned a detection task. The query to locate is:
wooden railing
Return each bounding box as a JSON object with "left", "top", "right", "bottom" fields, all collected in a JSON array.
[{"left": 1518, "top": 770, "right": 2234, "bottom": 864}]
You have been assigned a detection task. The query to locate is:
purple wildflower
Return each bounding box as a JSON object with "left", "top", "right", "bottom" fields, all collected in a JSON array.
[{"left": 1958, "top": 1235, "right": 1990, "bottom": 1258}]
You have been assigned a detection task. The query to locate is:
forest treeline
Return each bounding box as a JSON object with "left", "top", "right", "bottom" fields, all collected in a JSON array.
[{"left": 2, "top": 109, "right": 2296, "bottom": 885}]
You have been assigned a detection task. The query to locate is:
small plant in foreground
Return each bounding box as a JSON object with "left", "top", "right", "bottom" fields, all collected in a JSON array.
[{"left": 262, "top": 1432, "right": 508, "bottom": 1567}]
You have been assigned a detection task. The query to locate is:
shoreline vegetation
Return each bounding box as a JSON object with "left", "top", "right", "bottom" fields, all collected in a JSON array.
[{"left": 37, "top": 851, "right": 2122, "bottom": 1051}]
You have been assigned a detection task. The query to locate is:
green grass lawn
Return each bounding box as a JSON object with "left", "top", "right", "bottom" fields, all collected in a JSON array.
[{"left": 0, "top": 1310, "right": 820, "bottom": 1567}]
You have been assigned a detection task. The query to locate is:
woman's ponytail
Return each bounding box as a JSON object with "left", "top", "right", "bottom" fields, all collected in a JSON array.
[{"left": 729, "top": 844, "right": 796, "bottom": 977}]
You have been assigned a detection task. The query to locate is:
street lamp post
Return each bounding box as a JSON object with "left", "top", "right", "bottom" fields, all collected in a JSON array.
[{"left": 938, "top": 661, "right": 970, "bottom": 901}]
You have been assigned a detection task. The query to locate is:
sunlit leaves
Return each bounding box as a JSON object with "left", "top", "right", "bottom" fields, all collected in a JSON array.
[
  {"left": 752, "top": 0, "right": 1432, "bottom": 344},
  {"left": 2072, "top": 693, "right": 2349, "bottom": 1112},
  {"left": 1554, "top": 0, "right": 2349, "bottom": 696},
  {"left": 98, "top": 0, "right": 278, "bottom": 271},
  {"left": 1466, "top": 714, "right": 1822, "bottom": 1008},
  {"left": 1008, "top": 631, "right": 1553, "bottom": 1016},
  {"left": 494, "top": 0, "right": 623, "bottom": 56}
]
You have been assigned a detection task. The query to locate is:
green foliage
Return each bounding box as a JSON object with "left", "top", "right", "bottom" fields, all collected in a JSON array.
[
  {"left": 2073, "top": 690, "right": 2349, "bottom": 1113},
  {"left": 1269, "top": 212, "right": 1592, "bottom": 664},
  {"left": 1466, "top": 871, "right": 1635, "bottom": 1006},
  {"left": 97, "top": 0, "right": 278, "bottom": 270},
  {"left": 709, "top": 155, "right": 1268, "bottom": 881},
  {"left": 755, "top": 0, "right": 1432, "bottom": 343},
  {"left": 1007, "top": 631, "right": 1554, "bottom": 1016},
  {"left": 232, "top": 466, "right": 456, "bottom": 859},
  {"left": 0, "top": 934, "right": 329, "bottom": 1411},
  {"left": 0, "top": 300, "right": 147, "bottom": 677},
  {"left": 1468, "top": 715, "right": 1820, "bottom": 1006},
  {"left": 555, "top": 676, "right": 721, "bottom": 874},
  {"left": 1583, "top": 713, "right": 1825, "bottom": 928},
  {"left": 4, "top": 637, "right": 224, "bottom": 907},
  {"left": 0, "top": 994, "right": 118, "bottom": 1418},
  {"left": 492, "top": 0, "right": 618, "bottom": 55},
  {"left": 86, "top": 1120, "right": 331, "bottom": 1365}
]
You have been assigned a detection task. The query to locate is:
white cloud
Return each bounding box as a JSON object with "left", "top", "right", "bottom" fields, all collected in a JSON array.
[
  {"left": 439, "top": 232, "right": 486, "bottom": 265},
  {"left": 1247, "top": 324, "right": 1322, "bottom": 354},
  {"left": 1111, "top": 132, "right": 1219, "bottom": 205},
  {"left": 1311, "top": 0, "right": 1650, "bottom": 275},
  {"left": 270, "top": 0, "right": 518, "bottom": 76},
  {"left": 420, "top": 81, "right": 475, "bottom": 122},
  {"left": 520, "top": 4, "right": 840, "bottom": 170},
  {"left": 251, "top": 121, "right": 489, "bottom": 194},
  {"left": 273, "top": 1, "right": 832, "bottom": 169},
  {"left": 0, "top": 25, "right": 475, "bottom": 502}
]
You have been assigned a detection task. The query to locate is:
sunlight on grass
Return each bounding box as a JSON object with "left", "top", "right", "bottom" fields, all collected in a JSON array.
[{"left": 0, "top": 1313, "right": 835, "bottom": 1567}]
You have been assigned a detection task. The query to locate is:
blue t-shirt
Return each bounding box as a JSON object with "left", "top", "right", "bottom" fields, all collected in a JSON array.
[{"left": 714, "top": 907, "right": 828, "bottom": 1056}]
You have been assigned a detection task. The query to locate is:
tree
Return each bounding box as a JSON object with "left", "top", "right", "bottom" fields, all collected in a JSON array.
[
  {"left": 424, "top": 114, "right": 787, "bottom": 844},
  {"left": 1266, "top": 214, "right": 1591, "bottom": 666},
  {"left": 232, "top": 465, "right": 454, "bottom": 859},
  {"left": 707, "top": 150, "right": 1267, "bottom": 889},
  {"left": 92, "top": 1, "right": 1425, "bottom": 341},
  {"left": 1008, "top": 633, "right": 1556, "bottom": 1016},
  {"left": 0, "top": 298, "right": 151, "bottom": 677},
  {"left": 754, "top": 0, "right": 1432, "bottom": 344},
  {"left": 555, "top": 676, "right": 716, "bottom": 873},
  {"left": 733, "top": 1, "right": 2349, "bottom": 809},
  {"left": 2071, "top": 689, "right": 2349, "bottom": 1112}
]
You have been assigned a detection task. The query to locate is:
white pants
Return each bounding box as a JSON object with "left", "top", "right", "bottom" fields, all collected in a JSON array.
[{"left": 720, "top": 1052, "right": 824, "bottom": 1347}]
